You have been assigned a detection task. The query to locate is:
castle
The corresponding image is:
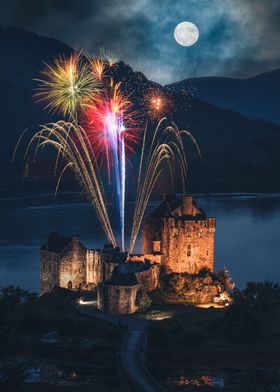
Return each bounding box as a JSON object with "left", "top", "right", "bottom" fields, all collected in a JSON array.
[{"left": 40, "top": 195, "right": 217, "bottom": 314}]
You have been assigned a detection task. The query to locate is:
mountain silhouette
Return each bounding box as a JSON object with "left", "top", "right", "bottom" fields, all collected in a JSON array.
[
  {"left": 1, "top": 27, "right": 280, "bottom": 194},
  {"left": 167, "top": 70, "right": 280, "bottom": 125}
]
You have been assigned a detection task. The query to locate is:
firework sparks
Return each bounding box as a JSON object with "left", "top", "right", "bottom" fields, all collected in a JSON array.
[
  {"left": 90, "top": 57, "right": 106, "bottom": 80},
  {"left": 16, "top": 49, "right": 200, "bottom": 254},
  {"left": 35, "top": 52, "right": 99, "bottom": 119},
  {"left": 129, "top": 118, "right": 201, "bottom": 254},
  {"left": 83, "top": 81, "right": 140, "bottom": 250},
  {"left": 83, "top": 82, "right": 140, "bottom": 172},
  {"left": 22, "top": 121, "right": 117, "bottom": 246},
  {"left": 151, "top": 97, "right": 163, "bottom": 112},
  {"left": 100, "top": 47, "right": 120, "bottom": 67},
  {"left": 145, "top": 90, "right": 170, "bottom": 118}
]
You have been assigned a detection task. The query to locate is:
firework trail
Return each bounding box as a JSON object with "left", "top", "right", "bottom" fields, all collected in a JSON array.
[
  {"left": 120, "top": 133, "right": 126, "bottom": 251},
  {"left": 17, "top": 121, "right": 117, "bottom": 246},
  {"left": 83, "top": 82, "right": 140, "bottom": 250},
  {"left": 129, "top": 118, "right": 201, "bottom": 254},
  {"left": 29, "top": 50, "right": 140, "bottom": 251}
]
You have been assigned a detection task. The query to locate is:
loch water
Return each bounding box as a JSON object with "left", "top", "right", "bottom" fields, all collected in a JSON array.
[{"left": 0, "top": 192, "right": 279, "bottom": 292}]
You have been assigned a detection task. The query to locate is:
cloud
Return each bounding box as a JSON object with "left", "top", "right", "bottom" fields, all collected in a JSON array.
[{"left": 0, "top": 0, "right": 279, "bottom": 83}]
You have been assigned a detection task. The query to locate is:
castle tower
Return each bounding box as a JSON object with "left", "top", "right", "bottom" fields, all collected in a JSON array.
[
  {"left": 143, "top": 195, "right": 216, "bottom": 274},
  {"left": 40, "top": 233, "right": 87, "bottom": 294}
]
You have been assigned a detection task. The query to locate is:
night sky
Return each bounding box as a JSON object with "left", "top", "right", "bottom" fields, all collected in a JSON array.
[{"left": 1, "top": 0, "right": 280, "bottom": 83}]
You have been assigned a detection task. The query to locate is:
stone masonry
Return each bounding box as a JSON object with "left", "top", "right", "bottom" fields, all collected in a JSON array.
[{"left": 143, "top": 195, "right": 216, "bottom": 274}]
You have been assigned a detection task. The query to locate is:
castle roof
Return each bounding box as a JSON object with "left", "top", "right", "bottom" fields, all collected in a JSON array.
[
  {"left": 149, "top": 194, "right": 206, "bottom": 220},
  {"left": 41, "top": 233, "right": 76, "bottom": 253},
  {"left": 101, "top": 243, "right": 128, "bottom": 264},
  {"left": 108, "top": 269, "right": 139, "bottom": 286},
  {"left": 149, "top": 194, "right": 181, "bottom": 219},
  {"left": 118, "top": 261, "right": 150, "bottom": 274}
]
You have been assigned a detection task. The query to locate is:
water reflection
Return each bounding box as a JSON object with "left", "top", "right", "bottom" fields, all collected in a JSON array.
[
  {"left": 168, "top": 368, "right": 280, "bottom": 391},
  {"left": 173, "top": 374, "right": 224, "bottom": 388}
]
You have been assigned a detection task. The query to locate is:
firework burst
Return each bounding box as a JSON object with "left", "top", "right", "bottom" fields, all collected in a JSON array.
[
  {"left": 35, "top": 52, "right": 99, "bottom": 119},
  {"left": 90, "top": 57, "right": 106, "bottom": 80},
  {"left": 83, "top": 82, "right": 140, "bottom": 172},
  {"left": 99, "top": 47, "right": 120, "bottom": 67},
  {"left": 145, "top": 90, "right": 171, "bottom": 118}
]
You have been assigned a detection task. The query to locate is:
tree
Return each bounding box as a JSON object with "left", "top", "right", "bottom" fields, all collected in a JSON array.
[
  {"left": 221, "top": 289, "right": 261, "bottom": 341},
  {"left": 216, "top": 268, "right": 235, "bottom": 290},
  {"left": 0, "top": 285, "right": 37, "bottom": 314},
  {"left": 243, "top": 281, "right": 280, "bottom": 313}
]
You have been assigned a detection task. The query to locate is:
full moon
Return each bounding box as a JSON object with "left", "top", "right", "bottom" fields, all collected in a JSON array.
[{"left": 174, "top": 21, "right": 199, "bottom": 47}]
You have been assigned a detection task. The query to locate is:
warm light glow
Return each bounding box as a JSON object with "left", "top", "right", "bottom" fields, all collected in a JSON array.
[
  {"left": 145, "top": 91, "right": 170, "bottom": 118},
  {"left": 196, "top": 302, "right": 230, "bottom": 309},
  {"left": 77, "top": 299, "right": 96, "bottom": 306},
  {"left": 152, "top": 97, "right": 162, "bottom": 111}
]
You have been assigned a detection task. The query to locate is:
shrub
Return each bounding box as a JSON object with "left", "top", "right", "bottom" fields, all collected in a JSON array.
[
  {"left": 135, "top": 290, "right": 152, "bottom": 312},
  {"left": 243, "top": 281, "right": 280, "bottom": 313}
]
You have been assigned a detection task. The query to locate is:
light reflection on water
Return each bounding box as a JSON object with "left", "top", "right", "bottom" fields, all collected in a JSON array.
[{"left": 0, "top": 192, "right": 280, "bottom": 292}]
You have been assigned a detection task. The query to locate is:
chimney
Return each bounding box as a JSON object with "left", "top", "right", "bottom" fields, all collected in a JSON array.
[{"left": 182, "top": 196, "right": 193, "bottom": 215}]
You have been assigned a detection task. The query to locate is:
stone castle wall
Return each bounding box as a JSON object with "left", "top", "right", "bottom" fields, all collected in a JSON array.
[
  {"left": 129, "top": 253, "right": 162, "bottom": 264},
  {"left": 58, "top": 240, "right": 87, "bottom": 290},
  {"left": 161, "top": 217, "right": 215, "bottom": 274},
  {"left": 86, "top": 250, "right": 103, "bottom": 285},
  {"left": 143, "top": 218, "right": 161, "bottom": 254},
  {"left": 142, "top": 196, "right": 216, "bottom": 275},
  {"left": 40, "top": 251, "right": 59, "bottom": 294},
  {"left": 97, "top": 283, "right": 141, "bottom": 314},
  {"left": 134, "top": 264, "right": 161, "bottom": 292}
]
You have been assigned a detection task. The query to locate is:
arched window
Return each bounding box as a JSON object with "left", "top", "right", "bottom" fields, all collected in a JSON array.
[
  {"left": 67, "top": 281, "right": 72, "bottom": 290},
  {"left": 187, "top": 244, "right": 191, "bottom": 257}
]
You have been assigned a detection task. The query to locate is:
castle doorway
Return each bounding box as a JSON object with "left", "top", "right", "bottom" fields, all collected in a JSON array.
[{"left": 67, "top": 281, "right": 72, "bottom": 289}]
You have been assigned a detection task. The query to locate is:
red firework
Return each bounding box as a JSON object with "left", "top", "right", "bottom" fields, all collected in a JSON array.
[{"left": 82, "top": 81, "right": 141, "bottom": 172}]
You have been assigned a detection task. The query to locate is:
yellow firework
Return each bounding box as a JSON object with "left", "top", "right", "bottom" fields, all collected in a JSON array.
[
  {"left": 90, "top": 57, "right": 106, "bottom": 80},
  {"left": 19, "top": 121, "right": 116, "bottom": 247},
  {"left": 129, "top": 118, "right": 201, "bottom": 254},
  {"left": 34, "top": 53, "right": 99, "bottom": 119}
]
